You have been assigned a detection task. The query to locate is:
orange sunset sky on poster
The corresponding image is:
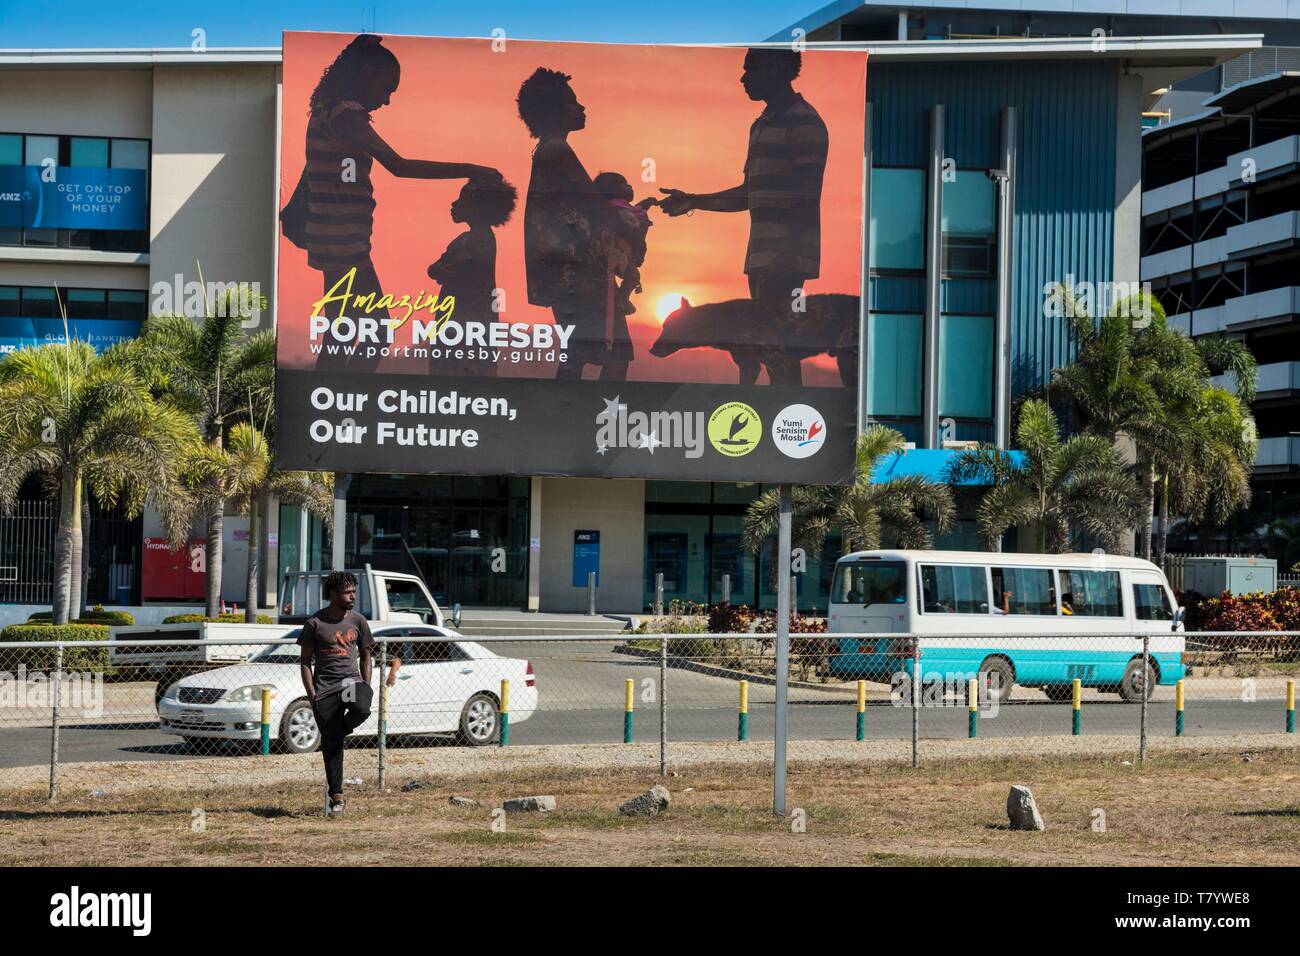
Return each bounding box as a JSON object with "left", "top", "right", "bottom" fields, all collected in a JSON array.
[{"left": 277, "top": 32, "right": 867, "bottom": 386}]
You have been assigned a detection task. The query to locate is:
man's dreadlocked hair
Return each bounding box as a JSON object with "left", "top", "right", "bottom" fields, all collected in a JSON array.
[{"left": 323, "top": 570, "right": 358, "bottom": 600}]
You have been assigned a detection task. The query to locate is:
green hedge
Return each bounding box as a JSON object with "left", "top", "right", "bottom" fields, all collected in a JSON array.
[
  {"left": 0, "top": 623, "right": 110, "bottom": 671},
  {"left": 161, "top": 613, "right": 276, "bottom": 625},
  {"left": 27, "top": 608, "right": 135, "bottom": 627}
]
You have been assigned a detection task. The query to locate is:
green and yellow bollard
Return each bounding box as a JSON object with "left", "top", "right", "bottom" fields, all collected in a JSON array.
[
  {"left": 738, "top": 680, "right": 749, "bottom": 742},
  {"left": 1071, "top": 679, "right": 1082, "bottom": 736},
  {"left": 499, "top": 678, "right": 510, "bottom": 747},
  {"left": 624, "top": 678, "right": 634, "bottom": 743},
  {"left": 856, "top": 680, "right": 867, "bottom": 741},
  {"left": 967, "top": 678, "right": 978, "bottom": 738},
  {"left": 1175, "top": 679, "right": 1185, "bottom": 736},
  {"left": 1288, "top": 680, "right": 1295, "bottom": 734},
  {"left": 259, "top": 687, "right": 272, "bottom": 755}
]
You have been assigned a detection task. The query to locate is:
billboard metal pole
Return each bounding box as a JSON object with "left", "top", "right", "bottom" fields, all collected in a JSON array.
[{"left": 773, "top": 483, "right": 792, "bottom": 817}]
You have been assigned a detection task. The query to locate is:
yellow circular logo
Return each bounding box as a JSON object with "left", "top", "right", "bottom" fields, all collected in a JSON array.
[{"left": 708, "top": 402, "right": 762, "bottom": 457}]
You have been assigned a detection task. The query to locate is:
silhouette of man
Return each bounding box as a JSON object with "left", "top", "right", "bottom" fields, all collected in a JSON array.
[{"left": 660, "top": 47, "right": 829, "bottom": 386}]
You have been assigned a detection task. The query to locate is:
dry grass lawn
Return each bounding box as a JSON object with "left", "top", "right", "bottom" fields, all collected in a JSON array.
[{"left": 3, "top": 748, "right": 1300, "bottom": 866}]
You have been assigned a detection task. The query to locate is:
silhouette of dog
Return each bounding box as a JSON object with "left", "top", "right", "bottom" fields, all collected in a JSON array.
[{"left": 649, "top": 293, "right": 859, "bottom": 387}]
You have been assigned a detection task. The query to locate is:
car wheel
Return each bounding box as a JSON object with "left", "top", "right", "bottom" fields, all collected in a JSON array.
[
  {"left": 457, "top": 693, "right": 499, "bottom": 746},
  {"left": 1043, "top": 683, "right": 1075, "bottom": 703},
  {"left": 979, "top": 656, "right": 1016, "bottom": 703},
  {"left": 279, "top": 699, "right": 321, "bottom": 754},
  {"left": 1118, "top": 658, "right": 1157, "bottom": 703}
]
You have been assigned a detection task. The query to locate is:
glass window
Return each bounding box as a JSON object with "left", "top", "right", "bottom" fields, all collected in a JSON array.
[
  {"left": 70, "top": 137, "right": 108, "bottom": 168},
  {"left": 0, "top": 134, "right": 20, "bottom": 165},
  {"left": 939, "top": 314, "right": 993, "bottom": 419},
  {"left": 384, "top": 578, "right": 434, "bottom": 614},
  {"left": 870, "top": 168, "right": 925, "bottom": 271},
  {"left": 867, "top": 312, "right": 923, "bottom": 417},
  {"left": 832, "top": 561, "right": 907, "bottom": 605},
  {"left": 1058, "top": 570, "right": 1122, "bottom": 617},
  {"left": 1133, "top": 583, "right": 1173, "bottom": 621},
  {"left": 24, "top": 135, "right": 57, "bottom": 168},
  {"left": 991, "top": 567, "right": 1056, "bottom": 615},
  {"left": 942, "top": 171, "right": 996, "bottom": 277},
  {"left": 405, "top": 633, "right": 467, "bottom": 663},
  {"left": 65, "top": 289, "right": 106, "bottom": 321},
  {"left": 21, "top": 287, "right": 58, "bottom": 320},
  {"left": 920, "top": 564, "right": 989, "bottom": 614},
  {"left": 106, "top": 290, "right": 147, "bottom": 323},
  {"left": 110, "top": 139, "right": 149, "bottom": 170}
]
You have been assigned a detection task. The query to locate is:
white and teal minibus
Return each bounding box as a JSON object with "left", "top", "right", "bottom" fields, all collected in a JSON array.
[{"left": 827, "top": 550, "right": 1185, "bottom": 701}]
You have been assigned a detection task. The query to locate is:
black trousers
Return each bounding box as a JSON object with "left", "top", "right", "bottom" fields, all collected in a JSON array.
[{"left": 312, "top": 681, "right": 373, "bottom": 798}]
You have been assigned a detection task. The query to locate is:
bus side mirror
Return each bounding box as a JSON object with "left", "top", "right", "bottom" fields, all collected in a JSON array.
[
  {"left": 1172, "top": 606, "right": 1185, "bottom": 631},
  {"left": 452, "top": 602, "right": 462, "bottom": 629}
]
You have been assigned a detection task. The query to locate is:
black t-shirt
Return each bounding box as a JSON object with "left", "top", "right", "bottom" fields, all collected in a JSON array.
[{"left": 298, "top": 609, "right": 373, "bottom": 698}]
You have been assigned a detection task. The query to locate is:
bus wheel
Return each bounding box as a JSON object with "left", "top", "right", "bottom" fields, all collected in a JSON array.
[
  {"left": 1118, "top": 658, "right": 1157, "bottom": 702},
  {"left": 1042, "top": 683, "right": 1074, "bottom": 703},
  {"left": 979, "top": 657, "right": 1016, "bottom": 702}
]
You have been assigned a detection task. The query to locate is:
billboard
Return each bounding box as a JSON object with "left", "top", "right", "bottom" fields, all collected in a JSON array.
[{"left": 275, "top": 32, "right": 867, "bottom": 483}]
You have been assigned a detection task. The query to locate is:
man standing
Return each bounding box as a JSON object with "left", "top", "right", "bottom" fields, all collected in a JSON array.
[
  {"left": 298, "top": 570, "right": 385, "bottom": 817},
  {"left": 660, "top": 47, "right": 829, "bottom": 386}
]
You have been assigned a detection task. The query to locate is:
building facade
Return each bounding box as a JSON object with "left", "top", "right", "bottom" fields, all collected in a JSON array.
[{"left": 0, "top": 31, "right": 1252, "bottom": 617}]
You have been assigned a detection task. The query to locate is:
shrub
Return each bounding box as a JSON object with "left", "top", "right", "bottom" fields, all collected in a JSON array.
[
  {"left": 0, "top": 623, "right": 110, "bottom": 671},
  {"left": 27, "top": 606, "right": 135, "bottom": 627},
  {"left": 161, "top": 613, "right": 276, "bottom": 625}
]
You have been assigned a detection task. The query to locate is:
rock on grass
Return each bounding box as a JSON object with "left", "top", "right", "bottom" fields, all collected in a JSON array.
[{"left": 619, "top": 785, "right": 671, "bottom": 817}]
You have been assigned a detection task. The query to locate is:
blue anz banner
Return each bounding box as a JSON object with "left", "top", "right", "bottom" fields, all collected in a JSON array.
[{"left": 0, "top": 166, "right": 148, "bottom": 231}]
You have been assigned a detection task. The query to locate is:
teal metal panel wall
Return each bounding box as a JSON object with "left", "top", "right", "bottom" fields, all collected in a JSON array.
[{"left": 868, "top": 60, "right": 1118, "bottom": 396}]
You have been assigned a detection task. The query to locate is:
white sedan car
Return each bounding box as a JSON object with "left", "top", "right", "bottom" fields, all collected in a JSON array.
[{"left": 158, "top": 625, "right": 538, "bottom": 751}]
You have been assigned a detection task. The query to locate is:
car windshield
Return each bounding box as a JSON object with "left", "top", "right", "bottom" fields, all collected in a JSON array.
[{"left": 254, "top": 636, "right": 302, "bottom": 663}]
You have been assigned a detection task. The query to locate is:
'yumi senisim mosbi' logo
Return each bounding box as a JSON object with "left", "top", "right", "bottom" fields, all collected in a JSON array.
[
  {"left": 707, "top": 402, "right": 762, "bottom": 457},
  {"left": 771, "top": 404, "right": 825, "bottom": 459}
]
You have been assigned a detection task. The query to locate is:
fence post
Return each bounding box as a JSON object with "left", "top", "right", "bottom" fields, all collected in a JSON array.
[
  {"left": 911, "top": 638, "right": 921, "bottom": 769},
  {"left": 857, "top": 679, "right": 867, "bottom": 741},
  {"left": 1139, "top": 634, "right": 1150, "bottom": 763},
  {"left": 1072, "top": 678, "right": 1082, "bottom": 736},
  {"left": 772, "top": 483, "right": 792, "bottom": 816},
  {"left": 1175, "top": 679, "right": 1185, "bottom": 736},
  {"left": 967, "top": 677, "right": 977, "bottom": 738},
  {"left": 500, "top": 678, "right": 510, "bottom": 746},
  {"left": 624, "top": 678, "right": 634, "bottom": 743},
  {"left": 738, "top": 680, "right": 749, "bottom": 742},
  {"left": 1287, "top": 680, "right": 1295, "bottom": 734},
  {"left": 659, "top": 636, "right": 668, "bottom": 775},
  {"left": 654, "top": 573, "right": 664, "bottom": 616},
  {"left": 48, "top": 643, "right": 62, "bottom": 804},
  {"left": 587, "top": 570, "right": 597, "bottom": 616},
  {"left": 377, "top": 639, "right": 387, "bottom": 791},
  {"left": 260, "top": 688, "right": 272, "bottom": 755}
]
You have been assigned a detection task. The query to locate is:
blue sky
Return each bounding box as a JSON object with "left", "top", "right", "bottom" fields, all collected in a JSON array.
[{"left": 0, "top": 0, "right": 815, "bottom": 48}]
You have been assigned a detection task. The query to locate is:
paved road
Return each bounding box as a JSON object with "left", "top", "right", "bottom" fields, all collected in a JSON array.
[{"left": 0, "top": 638, "right": 1292, "bottom": 768}]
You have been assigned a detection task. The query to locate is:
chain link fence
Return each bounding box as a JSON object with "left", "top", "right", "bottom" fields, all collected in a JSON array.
[{"left": 3, "top": 629, "right": 1300, "bottom": 802}]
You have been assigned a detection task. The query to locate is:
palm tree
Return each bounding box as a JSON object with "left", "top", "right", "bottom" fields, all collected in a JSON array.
[
  {"left": 219, "top": 404, "right": 334, "bottom": 622},
  {"left": 133, "top": 287, "right": 273, "bottom": 617},
  {"left": 742, "top": 425, "right": 956, "bottom": 560},
  {"left": 1049, "top": 288, "right": 1257, "bottom": 560},
  {"left": 0, "top": 342, "right": 195, "bottom": 623},
  {"left": 948, "top": 399, "right": 1141, "bottom": 554}
]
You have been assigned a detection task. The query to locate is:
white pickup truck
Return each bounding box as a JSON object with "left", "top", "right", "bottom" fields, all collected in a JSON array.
[{"left": 108, "top": 566, "right": 452, "bottom": 709}]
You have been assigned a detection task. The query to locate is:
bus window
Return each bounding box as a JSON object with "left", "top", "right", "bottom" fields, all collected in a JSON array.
[
  {"left": 1058, "top": 570, "right": 1122, "bottom": 617},
  {"left": 1133, "top": 582, "right": 1174, "bottom": 621},
  {"left": 832, "top": 561, "right": 906, "bottom": 605},
  {"left": 990, "top": 567, "right": 1055, "bottom": 615},
  {"left": 920, "top": 565, "right": 989, "bottom": 614}
]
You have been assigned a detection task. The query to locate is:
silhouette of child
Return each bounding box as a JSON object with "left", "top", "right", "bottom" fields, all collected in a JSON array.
[
  {"left": 593, "top": 172, "right": 656, "bottom": 322},
  {"left": 427, "top": 175, "right": 518, "bottom": 377}
]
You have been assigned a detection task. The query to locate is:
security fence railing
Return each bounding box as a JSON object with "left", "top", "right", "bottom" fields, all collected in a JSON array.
[{"left": 3, "top": 630, "right": 1300, "bottom": 802}]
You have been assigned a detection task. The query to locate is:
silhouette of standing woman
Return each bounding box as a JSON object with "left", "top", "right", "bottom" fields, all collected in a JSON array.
[
  {"left": 517, "top": 67, "right": 629, "bottom": 380},
  {"left": 291, "top": 34, "right": 499, "bottom": 370}
]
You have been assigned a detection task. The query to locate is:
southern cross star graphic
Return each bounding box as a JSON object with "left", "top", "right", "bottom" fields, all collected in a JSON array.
[
  {"left": 637, "top": 431, "right": 663, "bottom": 454},
  {"left": 599, "top": 395, "right": 623, "bottom": 419},
  {"left": 595, "top": 444, "right": 608, "bottom": 455}
]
